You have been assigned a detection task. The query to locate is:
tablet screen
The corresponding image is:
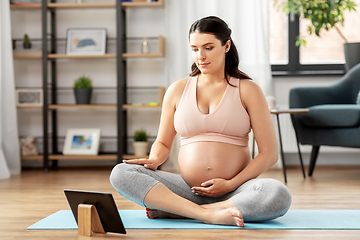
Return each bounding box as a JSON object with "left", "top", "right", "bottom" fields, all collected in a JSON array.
[{"left": 64, "top": 189, "right": 126, "bottom": 234}]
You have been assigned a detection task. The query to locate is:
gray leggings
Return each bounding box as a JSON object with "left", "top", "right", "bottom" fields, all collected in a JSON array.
[{"left": 110, "top": 163, "right": 292, "bottom": 222}]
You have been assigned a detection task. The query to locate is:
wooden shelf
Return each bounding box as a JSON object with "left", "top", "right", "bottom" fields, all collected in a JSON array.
[
  {"left": 122, "top": 0, "right": 164, "bottom": 8},
  {"left": 123, "top": 154, "right": 149, "bottom": 159},
  {"left": 46, "top": 53, "right": 165, "bottom": 59},
  {"left": 47, "top": 86, "right": 164, "bottom": 109},
  {"left": 48, "top": 104, "right": 116, "bottom": 109},
  {"left": 21, "top": 155, "right": 43, "bottom": 160},
  {"left": 122, "top": 53, "right": 163, "bottom": 58},
  {"left": 123, "top": 104, "right": 161, "bottom": 109},
  {"left": 17, "top": 105, "right": 42, "bottom": 109},
  {"left": 11, "top": 1, "right": 164, "bottom": 10},
  {"left": 10, "top": 3, "right": 41, "bottom": 9},
  {"left": 49, "top": 154, "right": 117, "bottom": 160},
  {"left": 47, "top": 154, "right": 148, "bottom": 160},
  {"left": 47, "top": 104, "right": 164, "bottom": 109},
  {"left": 14, "top": 55, "right": 42, "bottom": 59},
  {"left": 47, "top": 3, "right": 116, "bottom": 9},
  {"left": 47, "top": 52, "right": 163, "bottom": 59},
  {"left": 22, "top": 154, "right": 148, "bottom": 160},
  {"left": 48, "top": 53, "right": 116, "bottom": 59}
]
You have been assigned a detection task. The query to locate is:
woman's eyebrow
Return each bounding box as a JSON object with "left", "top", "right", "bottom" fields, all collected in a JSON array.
[{"left": 190, "top": 42, "right": 214, "bottom": 48}]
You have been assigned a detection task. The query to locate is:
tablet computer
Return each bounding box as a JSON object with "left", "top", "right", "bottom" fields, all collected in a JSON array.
[{"left": 64, "top": 189, "right": 126, "bottom": 234}]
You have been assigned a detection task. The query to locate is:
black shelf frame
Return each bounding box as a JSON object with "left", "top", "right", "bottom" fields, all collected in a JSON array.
[
  {"left": 117, "top": 1, "right": 127, "bottom": 164},
  {"left": 41, "top": 0, "right": 125, "bottom": 171}
]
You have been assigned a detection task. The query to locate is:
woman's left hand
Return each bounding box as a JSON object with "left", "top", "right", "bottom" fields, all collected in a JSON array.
[{"left": 191, "top": 178, "right": 232, "bottom": 198}]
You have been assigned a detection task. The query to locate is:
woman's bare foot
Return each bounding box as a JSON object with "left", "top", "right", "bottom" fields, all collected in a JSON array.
[
  {"left": 205, "top": 207, "right": 244, "bottom": 227},
  {"left": 146, "top": 208, "right": 185, "bottom": 219},
  {"left": 146, "top": 207, "right": 243, "bottom": 227},
  {"left": 202, "top": 198, "right": 233, "bottom": 210}
]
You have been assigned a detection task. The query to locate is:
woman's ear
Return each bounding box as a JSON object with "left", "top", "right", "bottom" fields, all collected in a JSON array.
[{"left": 225, "top": 40, "right": 231, "bottom": 53}]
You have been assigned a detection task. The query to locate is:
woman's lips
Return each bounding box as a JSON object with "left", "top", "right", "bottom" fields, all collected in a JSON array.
[{"left": 199, "top": 62, "right": 209, "bottom": 67}]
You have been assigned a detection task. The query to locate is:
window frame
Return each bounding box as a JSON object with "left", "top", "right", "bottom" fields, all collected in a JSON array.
[{"left": 271, "top": 14, "right": 345, "bottom": 76}]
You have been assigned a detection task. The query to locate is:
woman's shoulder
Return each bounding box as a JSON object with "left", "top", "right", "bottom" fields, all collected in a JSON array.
[
  {"left": 170, "top": 77, "right": 190, "bottom": 88},
  {"left": 166, "top": 77, "right": 190, "bottom": 97},
  {"left": 238, "top": 79, "right": 262, "bottom": 95},
  {"left": 163, "top": 77, "right": 191, "bottom": 106}
]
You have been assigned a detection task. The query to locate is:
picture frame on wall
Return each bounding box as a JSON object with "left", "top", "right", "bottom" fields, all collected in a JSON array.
[
  {"left": 66, "top": 28, "right": 107, "bottom": 55},
  {"left": 16, "top": 88, "right": 43, "bottom": 107},
  {"left": 63, "top": 128, "right": 101, "bottom": 155}
]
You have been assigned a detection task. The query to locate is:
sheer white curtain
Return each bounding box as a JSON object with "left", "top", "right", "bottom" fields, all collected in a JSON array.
[
  {"left": 161, "top": 0, "right": 273, "bottom": 171},
  {"left": 0, "top": 1, "right": 21, "bottom": 179}
]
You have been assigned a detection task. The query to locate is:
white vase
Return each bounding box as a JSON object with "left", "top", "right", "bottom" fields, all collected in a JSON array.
[
  {"left": 133, "top": 141, "right": 149, "bottom": 156},
  {"left": 141, "top": 38, "right": 150, "bottom": 54}
]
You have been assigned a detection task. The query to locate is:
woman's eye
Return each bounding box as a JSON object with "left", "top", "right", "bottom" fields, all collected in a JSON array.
[
  {"left": 192, "top": 48, "right": 198, "bottom": 52},
  {"left": 206, "top": 47, "right": 213, "bottom": 50}
]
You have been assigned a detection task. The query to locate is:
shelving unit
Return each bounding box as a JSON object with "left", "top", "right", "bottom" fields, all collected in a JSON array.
[
  {"left": 11, "top": 4, "right": 43, "bottom": 162},
  {"left": 11, "top": 0, "right": 164, "bottom": 171},
  {"left": 11, "top": 0, "right": 164, "bottom": 169}
]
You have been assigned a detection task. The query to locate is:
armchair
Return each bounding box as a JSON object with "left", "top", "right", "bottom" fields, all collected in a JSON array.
[{"left": 289, "top": 63, "right": 360, "bottom": 176}]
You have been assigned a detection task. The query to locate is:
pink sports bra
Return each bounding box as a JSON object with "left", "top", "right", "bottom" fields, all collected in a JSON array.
[{"left": 174, "top": 76, "right": 251, "bottom": 146}]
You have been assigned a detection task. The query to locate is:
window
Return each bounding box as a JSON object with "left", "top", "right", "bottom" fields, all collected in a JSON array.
[
  {"left": 269, "top": 1, "right": 288, "bottom": 65},
  {"left": 269, "top": 0, "right": 360, "bottom": 75}
]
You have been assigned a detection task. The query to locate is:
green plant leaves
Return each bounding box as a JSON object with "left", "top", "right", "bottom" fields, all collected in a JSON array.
[
  {"left": 275, "top": 0, "right": 357, "bottom": 45},
  {"left": 73, "top": 75, "right": 93, "bottom": 88},
  {"left": 134, "top": 129, "right": 148, "bottom": 142}
]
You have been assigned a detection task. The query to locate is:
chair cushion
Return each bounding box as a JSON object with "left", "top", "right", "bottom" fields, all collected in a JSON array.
[{"left": 301, "top": 104, "right": 360, "bottom": 127}]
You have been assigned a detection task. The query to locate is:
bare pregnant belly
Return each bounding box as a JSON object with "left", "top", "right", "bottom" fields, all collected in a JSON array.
[{"left": 178, "top": 142, "right": 251, "bottom": 187}]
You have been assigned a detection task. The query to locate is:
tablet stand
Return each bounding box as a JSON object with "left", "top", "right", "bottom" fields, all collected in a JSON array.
[{"left": 78, "top": 204, "right": 106, "bottom": 236}]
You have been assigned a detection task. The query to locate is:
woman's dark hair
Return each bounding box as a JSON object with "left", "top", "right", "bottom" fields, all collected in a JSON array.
[{"left": 189, "top": 16, "right": 251, "bottom": 84}]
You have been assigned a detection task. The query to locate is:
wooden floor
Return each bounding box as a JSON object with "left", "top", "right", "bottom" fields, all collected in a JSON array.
[{"left": 1, "top": 166, "right": 360, "bottom": 240}]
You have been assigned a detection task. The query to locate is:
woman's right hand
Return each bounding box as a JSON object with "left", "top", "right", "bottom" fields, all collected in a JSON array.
[{"left": 123, "top": 158, "right": 160, "bottom": 170}]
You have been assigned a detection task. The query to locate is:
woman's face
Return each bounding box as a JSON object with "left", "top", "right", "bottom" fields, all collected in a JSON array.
[{"left": 189, "top": 32, "right": 230, "bottom": 76}]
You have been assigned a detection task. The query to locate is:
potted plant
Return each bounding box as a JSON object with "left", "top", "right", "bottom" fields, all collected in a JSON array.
[
  {"left": 73, "top": 75, "right": 93, "bottom": 104},
  {"left": 23, "top": 34, "right": 31, "bottom": 49},
  {"left": 133, "top": 128, "right": 149, "bottom": 156},
  {"left": 275, "top": 0, "right": 359, "bottom": 71}
]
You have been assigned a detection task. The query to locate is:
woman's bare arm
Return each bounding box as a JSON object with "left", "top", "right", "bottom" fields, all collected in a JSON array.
[
  {"left": 124, "top": 78, "right": 188, "bottom": 170},
  {"left": 226, "top": 80, "right": 278, "bottom": 190}
]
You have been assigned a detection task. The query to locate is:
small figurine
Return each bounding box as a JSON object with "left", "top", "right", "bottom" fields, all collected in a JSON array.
[{"left": 20, "top": 136, "right": 38, "bottom": 156}]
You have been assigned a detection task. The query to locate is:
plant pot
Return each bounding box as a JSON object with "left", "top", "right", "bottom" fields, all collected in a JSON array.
[
  {"left": 74, "top": 88, "right": 92, "bottom": 104},
  {"left": 344, "top": 43, "right": 360, "bottom": 71},
  {"left": 133, "top": 141, "right": 148, "bottom": 156},
  {"left": 23, "top": 42, "right": 31, "bottom": 49}
]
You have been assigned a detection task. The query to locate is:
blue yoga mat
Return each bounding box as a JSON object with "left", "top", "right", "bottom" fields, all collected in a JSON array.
[{"left": 28, "top": 209, "right": 360, "bottom": 230}]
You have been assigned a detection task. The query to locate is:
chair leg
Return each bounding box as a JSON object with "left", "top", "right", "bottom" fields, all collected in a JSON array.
[{"left": 308, "top": 146, "right": 320, "bottom": 176}]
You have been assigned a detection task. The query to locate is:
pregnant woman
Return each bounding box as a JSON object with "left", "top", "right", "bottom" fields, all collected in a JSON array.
[{"left": 110, "top": 16, "right": 291, "bottom": 227}]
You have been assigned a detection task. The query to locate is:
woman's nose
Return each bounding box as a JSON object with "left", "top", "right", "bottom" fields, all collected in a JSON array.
[{"left": 198, "top": 50, "right": 205, "bottom": 60}]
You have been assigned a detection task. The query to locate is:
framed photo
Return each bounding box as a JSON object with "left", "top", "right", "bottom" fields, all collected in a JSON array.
[
  {"left": 66, "top": 28, "right": 107, "bottom": 55},
  {"left": 63, "top": 128, "right": 101, "bottom": 155},
  {"left": 16, "top": 88, "right": 43, "bottom": 106}
]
